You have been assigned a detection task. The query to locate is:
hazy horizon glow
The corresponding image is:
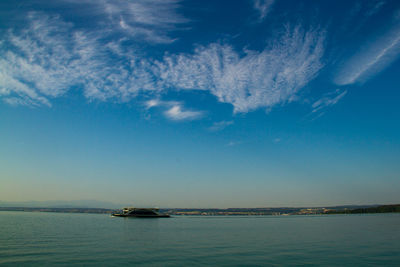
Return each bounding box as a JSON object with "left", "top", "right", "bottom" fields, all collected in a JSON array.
[{"left": 1, "top": 0, "right": 400, "bottom": 208}]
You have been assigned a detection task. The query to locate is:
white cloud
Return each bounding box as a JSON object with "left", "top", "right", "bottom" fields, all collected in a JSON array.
[
  {"left": 208, "top": 121, "right": 234, "bottom": 131},
  {"left": 64, "top": 0, "right": 187, "bottom": 44},
  {"left": 145, "top": 99, "right": 179, "bottom": 109},
  {"left": 335, "top": 21, "right": 400, "bottom": 85},
  {"left": 164, "top": 105, "right": 203, "bottom": 121},
  {"left": 0, "top": 0, "right": 186, "bottom": 106},
  {"left": 226, "top": 140, "right": 242, "bottom": 147},
  {"left": 0, "top": 13, "right": 77, "bottom": 105},
  {"left": 146, "top": 99, "right": 203, "bottom": 121},
  {"left": 0, "top": 12, "right": 160, "bottom": 106},
  {"left": 253, "top": 0, "right": 275, "bottom": 21},
  {"left": 1, "top": 11, "right": 326, "bottom": 121},
  {"left": 0, "top": 70, "right": 51, "bottom": 106},
  {"left": 156, "top": 25, "right": 325, "bottom": 113},
  {"left": 145, "top": 99, "right": 162, "bottom": 109},
  {"left": 311, "top": 89, "right": 347, "bottom": 113}
]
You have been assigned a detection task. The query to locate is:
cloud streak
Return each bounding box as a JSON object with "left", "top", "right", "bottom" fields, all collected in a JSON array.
[
  {"left": 335, "top": 20, "right": 400, "bottom": 85},
  {"left": 63, "top": 0, "right": 187, "bottom": 43},
  {"left": 312, "top": 89, "right": 347, "bottom": 114},
  {"left": 253, "top": 0, "right": 275, "bottom": 21},
  {"left": 208, "top": 121, "right": 234, "bottom": 131}
]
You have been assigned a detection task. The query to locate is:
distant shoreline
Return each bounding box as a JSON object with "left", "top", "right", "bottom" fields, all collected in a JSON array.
[{"left": 1, "top": 204, "right": 399, "bottom": 216}]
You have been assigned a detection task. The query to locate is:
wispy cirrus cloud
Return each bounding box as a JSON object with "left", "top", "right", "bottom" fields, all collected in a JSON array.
[
  {"left": 156, "top": 25, "right": 326, "bottom": 113},
  {"left": 1, "top": 9, "right": 325, "bottom": 121},
  {"left": 164, "top": 105, "right": 203, "bottom": 121},
  {"left": 63, "top": 0, "right": 187, "bottom": 44},
  {"left": 226, "top": 140, "right": 242, "bottom": 147},
  {"left": 365, "top": 1, "right": 386, "bottom": 17},
  {"left": 208, "top": 121, "right": 234, "bottom": 132},
  {"left": 253, "top": 0, "right": 275, "bottom": 21},
  {"left": 0, "top": 13, "right": 77, "bottom": 105},
  {"left": 0, "top": 12, "right": 160, "bottom": 106},
  {"left": 145, "top": 99, "right": 203, "bottom": 121},
  {"left": 311, "top": 89, "right": 347, "bottom": 114},
  {"left": 335, "top": 19, "right": 400, "bottom": 85},
  {"left": 145, "top": 99, "right": 163, "bottom": 109}
]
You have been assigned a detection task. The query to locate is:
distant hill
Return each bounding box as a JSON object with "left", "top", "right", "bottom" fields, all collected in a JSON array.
[
  {"left": 1, "top": 201, "right": 398, "bottom": 216},
  {"left": 326, "top": 204, "right": 400, "bottom": 214},
  {"left": 0, "top": 200, "right": 123, "bottom": 209}
]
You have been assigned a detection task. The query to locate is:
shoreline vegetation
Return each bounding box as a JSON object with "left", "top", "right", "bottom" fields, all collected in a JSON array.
[{"left": 0, "top": 204, "right": 399, "bottom": 216}]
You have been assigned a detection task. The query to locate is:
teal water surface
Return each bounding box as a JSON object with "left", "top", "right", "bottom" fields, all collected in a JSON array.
[{"left": 0, "top": 212, "right": 399, "bottom": 266}]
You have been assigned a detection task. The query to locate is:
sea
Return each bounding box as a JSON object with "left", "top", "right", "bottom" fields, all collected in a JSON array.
[{"left": 0, "top": 211, "right": 399, "bottom": 266}]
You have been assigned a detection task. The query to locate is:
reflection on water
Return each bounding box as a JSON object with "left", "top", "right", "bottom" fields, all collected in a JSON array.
[{"left": 0, "top": 212, "right": 400, "bottom": 266}]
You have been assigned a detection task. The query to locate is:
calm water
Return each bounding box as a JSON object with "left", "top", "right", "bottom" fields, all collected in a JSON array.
[{"left": 0, "top": 212, "right": 399, "bottom": 266}]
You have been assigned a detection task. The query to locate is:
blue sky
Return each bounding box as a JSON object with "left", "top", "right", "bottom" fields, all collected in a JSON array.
[{"left": 1, "top": 0, "right": 400, "bottom": 208}]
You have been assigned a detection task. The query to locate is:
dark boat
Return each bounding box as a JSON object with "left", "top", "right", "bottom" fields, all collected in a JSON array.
[{"left": 112, "top": 207, "right": 170, "bottom": 218}]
